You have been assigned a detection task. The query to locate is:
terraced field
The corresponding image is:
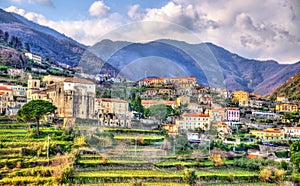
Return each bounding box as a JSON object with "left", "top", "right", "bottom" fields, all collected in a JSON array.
[{"left": 0, "top": 122, "right": 75, "bottom": 185}]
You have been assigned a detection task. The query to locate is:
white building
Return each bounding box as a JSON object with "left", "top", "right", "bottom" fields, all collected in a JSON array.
[
  {"left": 25, "top": 52, "right": 42, "bottom": 64},
  {"left": 283, "top": 127, "right": 300, "bottom": 138},
  {"left": 251, "top": 111, "right": 278, "bottom": 120}
]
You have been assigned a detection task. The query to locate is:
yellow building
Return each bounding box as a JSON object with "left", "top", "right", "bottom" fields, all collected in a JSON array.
[
  {"left": 30, "top": 89, "right": 48, "bottom": 101},
  {"left": 96, "top": 98, "right": 130, "bottom": 127},
  {"left": 42, "top": 75, "right": 67, "bottom": 84},
  {"left": 163, "top": 124, "right": 178, "bottom": 135},
  {"left": 27, "top": 75, "right": 40, "bottom": 101},
  {"left": 276, "top": 103, "right": 298, "bottom": 112},
  {"left": 0, "top": 86, "right": 13, "bottom": 114},
  {"left": 168, "top": 77, "right": 196, "bottom": 87},
  {"left": 250, "top": 128, "right": 284, "bottom": 140},
  {"left": 232, "top": 90, "right": 249, "bottom": 102},
  {"left": 176, "top": 113, "right": 210, "bottom": 131},
  {"left": 176, "top": 95, "right": 190, "bottom": 106}
]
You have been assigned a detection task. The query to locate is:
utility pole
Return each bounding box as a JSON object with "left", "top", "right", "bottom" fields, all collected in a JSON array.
[
  {"left": 173, "top": 137, "right": 176, "bottom": 155},
  {"left": 47, "top": 134, "right": 50, "bottom": 160},
  {"left": 135, "top": 137, "right": 137, "bottom": 156}
]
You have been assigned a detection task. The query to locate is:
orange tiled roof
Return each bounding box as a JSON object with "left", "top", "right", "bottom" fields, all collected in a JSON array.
[
  {"left": 0, "top": 86, "right": 12, "bottom": 91},
  {"left": 182, "top": 113, "right": 209, "bottom": 117},
  {"left": 226, "top": 107, "right": 239, "bottom": 110},
  {"left": 283, "top": 127, "right": 300, "bottom": 129}
]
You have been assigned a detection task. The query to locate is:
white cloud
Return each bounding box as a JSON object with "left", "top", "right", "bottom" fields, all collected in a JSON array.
[
  {"left": 127, "top": 4, "right": 140, "bottom": 19},
  {"left": 5, "top": 6, "right": 47, "bottom": 22},
  {"left": 127, "top": 0, "right": 300, "bottom": 63},
  {"left": 89, "top": 1, "right": 110, "bottom": 17},
  {"left": 5, "top": 6, "right": 124, "bottom": 46}
]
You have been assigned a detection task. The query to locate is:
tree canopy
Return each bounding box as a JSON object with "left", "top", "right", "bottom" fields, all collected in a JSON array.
[
  {"left": 130, "top": 95, "right": 144, "bottom": 113},
  {"left": 146, "top": 104, "right": 176, "bottom": 125},
  {"left": 290, "top": 141, "right": 300, "bottom": 172},
  {"left": 17, "top": 100, "right": 57, "bottom": 135}
]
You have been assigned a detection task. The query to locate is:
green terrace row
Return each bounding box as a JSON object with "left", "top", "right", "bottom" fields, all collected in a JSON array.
[
  {"left": 75, "top": 159, "right": 234, "bottom": 169},
  {"left": 71, "top": 168, "right": 260, "bottom": 184}
]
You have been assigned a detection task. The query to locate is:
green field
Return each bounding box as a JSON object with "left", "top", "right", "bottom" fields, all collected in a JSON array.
[
  {"left": 74, "top": 170, "right": 182, "bottom": 178},
  {"left": 196, "top": 168, "right": 258, "bottom": 176}
]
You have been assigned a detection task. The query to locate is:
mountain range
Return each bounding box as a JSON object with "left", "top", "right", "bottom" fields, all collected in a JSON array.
[
  {"left": 88, "top": 39, "right": 300, "bottom": 96},
  {"left": 1, "top": 8, "right": 300, "bottom": 96}
]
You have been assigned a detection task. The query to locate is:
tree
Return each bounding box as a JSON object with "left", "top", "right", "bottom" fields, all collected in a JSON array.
[
  {"left": 290, "top": 151, "right": 300, "bottom": 172},
  {"left": 209, "top": 153, "right": 225, "bottom": 166},
  {"left": 4, "top": 31, "right": 9, "bottom": 42},
  {"left": 101, "top": 89, "right": 111, "bottom": 98},
  {"left": 290, "top": 141, "right": 300, "bottom": 155},
  {"left": 17, "top": 100, "right": 57, "bottom": 136},
  {"left": 283, "top": 111, "right": 300, "bottom": 124},
  {"left": 130, "top": 95, "right": 144, "bottom": 113},
  {"left": 148, "top": 104, "right": 176, "bottom": 128},
  {"left": 24, "top": 43, "right": 30, "bottom": 52}
]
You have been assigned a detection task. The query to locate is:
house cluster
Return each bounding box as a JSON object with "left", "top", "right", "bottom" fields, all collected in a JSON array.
[
  {"left": 0, "top": 73, "right": 299, "bottom": 140},
  {"left": 136, "top": 77, "right": 243, "bottom": 135}
]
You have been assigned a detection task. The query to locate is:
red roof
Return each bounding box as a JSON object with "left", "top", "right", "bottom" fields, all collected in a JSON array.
[
  {"left": 0, "top": 86, "right": 12, "bottom": 91},
  {"left": 182, "top": 113, "right": 209, "bottom": 117},
  {"left": 226, "top": 107, "right": 239, "bottom": 110}
]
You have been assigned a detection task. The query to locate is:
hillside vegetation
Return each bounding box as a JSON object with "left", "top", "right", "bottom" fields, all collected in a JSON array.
[{"left": 269, "top": 72, "right": 300, "bottom": 101}]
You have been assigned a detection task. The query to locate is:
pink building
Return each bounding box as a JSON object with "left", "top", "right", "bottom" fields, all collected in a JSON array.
[{"left": 225, "top": 108, "right": 240, "bottom": 121}]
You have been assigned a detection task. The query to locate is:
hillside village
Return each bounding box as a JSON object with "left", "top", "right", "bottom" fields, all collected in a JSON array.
[
  {"left": 1, "top": 53, "right": 300, "bottom": 156},
  {"left": 1, "top": 27, "right": 300, "bottom": 185}
]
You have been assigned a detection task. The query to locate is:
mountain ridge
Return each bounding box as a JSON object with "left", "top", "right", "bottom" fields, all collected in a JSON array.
[
  {"left": 87, "top": 39, "right": 300, "bottom": 96},
  {"left": 1, "top": 8, "right": 300, "bottom": 96},
  {"left": 0, "top": 8, "right": 86, "bottom": 66}
]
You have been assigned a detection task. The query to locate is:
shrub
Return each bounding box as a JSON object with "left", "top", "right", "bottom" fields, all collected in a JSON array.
[
  {"left": 102, "top": 155, "right": 108, "bottom": 164},
  {"left": 183, "top": 168, "right": 197, "bottom": 186},
  {"left": 130, "top": 179, "right": 143, "bottom": 186},
  {"left": 274, "top": 169, "right": 285, "bottom": 182},
  {"left": 74, "top": 135, "right": 87, "bottom": 147},
  {"left": 209, "top": 154, "right": 225, "bottom": 166},
  {"left": 260, "top": 168, "right": 272, "bottom": 182}
]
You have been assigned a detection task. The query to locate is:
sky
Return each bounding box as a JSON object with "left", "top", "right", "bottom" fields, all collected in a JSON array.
[{"left": 1, "top": 0, "right": 300, "bottom": 64}]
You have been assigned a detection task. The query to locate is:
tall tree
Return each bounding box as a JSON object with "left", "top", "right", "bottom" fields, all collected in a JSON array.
[
  {"left": 148, "top": 104, "right": 175, "bottom": 128},
  {"left": 24, "top": 43, "right": 31, "bottom": 52},
  {"left": 17, "top": 100, "right": 57, "bottom": 136},
  {"left": 290, "top": 141, "right": 300, "bottom": 172},
  {"left": 4, "top": 32, "right": 9, "bottom": 42},
  {"left": 130, "top": 95, "right": 144, "bottom": 113}
]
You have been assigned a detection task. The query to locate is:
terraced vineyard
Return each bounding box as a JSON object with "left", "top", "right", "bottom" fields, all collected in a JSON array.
[
  {"left": 0, "top": 123, "right": 282, "bottom": 185},
  {"left": 71, "top": 126, "right": 267, "bottom": 185},
  {"left": 0, "top": 122, "right": 75, "bottom": 185}
]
